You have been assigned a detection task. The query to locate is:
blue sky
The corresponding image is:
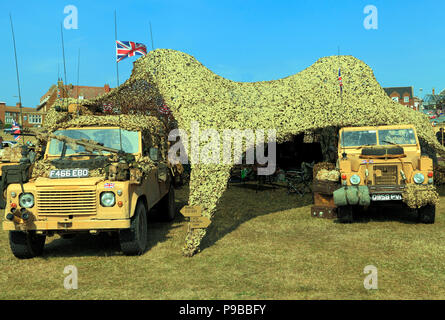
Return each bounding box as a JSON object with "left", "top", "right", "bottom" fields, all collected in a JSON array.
[{"left": 0, "top": 0, "right": 444, "bottom": 107}]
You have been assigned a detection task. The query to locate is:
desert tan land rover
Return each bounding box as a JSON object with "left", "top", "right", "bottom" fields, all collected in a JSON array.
[
  {"left": 334, "top": 124, "right": 436, "bottom": 223},
  {"left": 2, "top": 115, "right": 175, "bottom": 258}
]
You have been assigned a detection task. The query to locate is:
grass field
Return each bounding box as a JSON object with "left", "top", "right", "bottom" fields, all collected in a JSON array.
[{"left": 1, "top": 182, "right": 445, "bottom": 300}]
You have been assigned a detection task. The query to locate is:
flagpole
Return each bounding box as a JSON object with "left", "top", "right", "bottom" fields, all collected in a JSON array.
[
  {"left": 9, "top": 13, "right": 25, "bottom": 144},
  {"left": 338, "top": 45, "right": 343, "bottom": 105},
  {"left": 149, "top": 21, "right": 154, "bottom": 51},
  {"left": 114, "top": 10, "right": 120, "bottom": 87},
  {"left": 114, "top": 10, "right": 123, "bottom": 152}
]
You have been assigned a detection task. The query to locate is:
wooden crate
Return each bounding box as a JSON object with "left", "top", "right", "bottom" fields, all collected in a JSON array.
[
  {"left": 311, "top": 205, "right": 337, "bottom": 219},
  {"left": 313, "top": 192, "right": 336, "bottom": 207},
  {"left": 312, "top": 181, "right": 340, "bottom": 195}
]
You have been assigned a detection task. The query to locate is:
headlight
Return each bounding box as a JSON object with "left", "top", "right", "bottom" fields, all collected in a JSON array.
[
  {"left": 413, "top": 173, "right": 425, "bottom": 184},
  {"left": 349, "top": 174, "right": 361, "bottom": 185},
  {"left": 19, "top": 193, "right": 34, "bottom": 208},
  {"left": 100, "top": 192, "right": 115, "bottom": 207}
]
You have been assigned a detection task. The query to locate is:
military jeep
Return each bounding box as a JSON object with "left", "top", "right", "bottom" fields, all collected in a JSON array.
[
  {"left": 334, "top": 124, "right": 436, "bottom": 223},
  {"left": 2, "top": 119, "right": 175, "bottom": 258}
]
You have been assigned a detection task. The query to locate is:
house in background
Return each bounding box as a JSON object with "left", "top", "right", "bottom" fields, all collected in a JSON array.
[
  {"left": 383, "top": 86, "right": 416, "bottom": 110},
  {"left": 423, "top": 88, "right": 445, "bottom": 111},
  {"left": 0, "top": 102, "right": 44, "bottom": 128},
  {"left": 38, "top": 80, "right": 112, "bottom": 113},
  {"left": 413, "top": 96, "right": 423, "bottom": 111}
]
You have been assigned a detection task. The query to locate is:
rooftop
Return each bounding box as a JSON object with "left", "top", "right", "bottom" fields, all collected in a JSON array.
[{"left": 383, "top": 86, "right": 413, "bottom": 98}]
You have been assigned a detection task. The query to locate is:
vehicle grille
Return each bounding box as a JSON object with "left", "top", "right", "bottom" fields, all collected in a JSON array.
[
  {"left": 37, "top": 189, "right": 97, "bottom": 215},
  {"left": 373, "top": 165, "right": 398, "bottom": 185}
]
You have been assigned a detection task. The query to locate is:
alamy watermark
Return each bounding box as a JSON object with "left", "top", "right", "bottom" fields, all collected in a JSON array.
[
  {"left": 363, "top": 265, "right": 378, "bottom": 290},
  {"left": 363, "top": 5, "right": 378, "bottom": 30},
  {"left": 64, "top": 265, "right": 78, "bottom": 289},
  {"left": 64, "top": 5, "right": 78, "bottom": 30},
  {"left": 168, "top": 121, "right": 277, "bottom": 175}
]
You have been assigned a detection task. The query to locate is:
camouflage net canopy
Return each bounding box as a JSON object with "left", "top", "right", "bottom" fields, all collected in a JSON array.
[{"left": 80, "top": 49, "right": 445, "bottom": 256}]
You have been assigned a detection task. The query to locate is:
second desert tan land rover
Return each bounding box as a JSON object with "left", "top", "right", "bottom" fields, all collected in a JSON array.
[
  {"left": 334, "top": 124, "right": 436, "bottom": 223},
  {"left": 2, "top": 115, "right": 175, "bottom": 258}
]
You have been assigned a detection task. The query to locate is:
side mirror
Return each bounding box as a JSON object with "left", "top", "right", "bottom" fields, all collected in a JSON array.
[{"left": 149, "top": 147, "right": 159, "bottom": 161}]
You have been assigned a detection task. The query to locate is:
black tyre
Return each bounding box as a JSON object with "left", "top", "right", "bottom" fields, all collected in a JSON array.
[
  {"left": 119, "top": 201, "right": 148, "bottom": 255},
  {"left": 173, "top": 174, "right": 183, "bottom": 188},
  {"left": 9, "top": 231, "right": 46, "bottom": 259},
  {"left": 418, "top": 205, "right": 435, "bottom": 224},
  {"left": 337, "top": 206, "right": 354, "bottom": 223},
  {"left": 158, "top": 186, "right": 176, "bottom": 222}
]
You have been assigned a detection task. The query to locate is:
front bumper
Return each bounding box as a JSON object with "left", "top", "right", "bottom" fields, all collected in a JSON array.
[{"left": 2, "top": 218, "right": 130, "bottom": 231}]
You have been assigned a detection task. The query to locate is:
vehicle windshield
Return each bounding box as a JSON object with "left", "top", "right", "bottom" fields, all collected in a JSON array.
[
  {"left": 341, "top": 128, "right": 417, "bottom": 147},
  {"left": 340, "top": 130, "right": 377, "bottom": 147},
  {"left": 47, "top": 128, "right": 139, "bottom": 156},
  {"left": 378, "top": 129, "right": 417, "bottom": 145}
]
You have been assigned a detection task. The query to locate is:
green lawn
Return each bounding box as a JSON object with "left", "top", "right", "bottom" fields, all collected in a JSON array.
[{"left": 1, "top": 182, "right": 445, "bottom": 299}]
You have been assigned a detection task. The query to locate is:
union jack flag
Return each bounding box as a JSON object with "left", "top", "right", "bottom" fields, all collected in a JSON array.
[
  {"left": 158, "top": 103, "right": 171, "bottom": 115},
  {"left": 103, "top": 103, "right": 113, "bottom": 113},
  {"left": 12, "top": 120, "right": 21, "bottom": 141},
  {"left": 116, "top": 40, "right": 147, "bottom": 63},
  {"left": 338, "top": 68, "right": 343, "bottom": 94}
]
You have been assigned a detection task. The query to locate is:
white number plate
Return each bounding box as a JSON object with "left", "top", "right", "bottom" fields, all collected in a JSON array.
[
  {"left": 49, "top": 169, "right": 89, "bottom": 179},
  {"left": 371, "top": 194, "right": 402, "bottom": 201}
]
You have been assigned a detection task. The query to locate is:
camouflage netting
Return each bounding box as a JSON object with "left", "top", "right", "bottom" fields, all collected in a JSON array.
[
  {"left": 69, "top": 49, "right": 445, "bottom": 256},
  {"left": 402, "top": 184, "right": 439, "bottom": 209},
  {"left": 434, "top": 164, "right": 445, "bottom": 185},
  {"left": 34, "top": 113, "right": 168, "bottom": 179},
  {"left": 313, "top": 162, "right": 336, "bottom": 180}
]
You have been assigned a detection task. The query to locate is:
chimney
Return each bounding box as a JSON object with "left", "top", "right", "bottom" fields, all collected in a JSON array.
[
  {"left": 16, "top": 102, "right": 21, "bottom": 108},
  {"left": 104, "top": 84, "right": 110, "bottom": 92}
]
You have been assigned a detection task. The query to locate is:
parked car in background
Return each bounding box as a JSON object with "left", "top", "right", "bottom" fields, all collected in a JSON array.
[{"left": 2, "top": 141, "right": 17, "bottom": 148}]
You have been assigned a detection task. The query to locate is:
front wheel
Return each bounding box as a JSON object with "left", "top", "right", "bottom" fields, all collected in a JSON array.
[
  {"left": 9, "top": 231, "right": 46, "bottom": 259},
  {"left": 119, "top": 201, "right": 148, "bottom": 255},
  {"left": 337, "top": 206, "right": 353, "bottom": 223},
  {"left": 418, "top": 205, "right": 435, "bottom": 224}
]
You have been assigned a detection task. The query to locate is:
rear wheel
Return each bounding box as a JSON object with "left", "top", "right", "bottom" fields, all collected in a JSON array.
[
  {"left": 9, "top": 231, "right": 46, "bottom": 259},
  {"left": 119, "top": 201, "right": 148, "bottom": 255},
  {"left": 418, "top": 205, "right": 435, "bottom": 224},
  {"left": 337, "top": 206, "right": 353, "bottom": 223}
]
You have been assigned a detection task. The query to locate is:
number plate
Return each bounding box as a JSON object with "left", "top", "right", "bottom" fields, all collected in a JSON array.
[
  {"left": 49, "top": 169, "right": 89, "bottom": 179},
  {"left": 371, "top": 194, "right": 402, "bottom": 201}
]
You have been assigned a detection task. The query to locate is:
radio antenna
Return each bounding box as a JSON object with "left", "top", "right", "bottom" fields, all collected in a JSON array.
[
  {"left": 60, "top": 23, "right": 67, "bottom": 94},
  {"left": 9, "top": 13, "right": 26, "bottom": 145},
  {"left": 76, "top": 48, "right": 80, "bottom": 111}
]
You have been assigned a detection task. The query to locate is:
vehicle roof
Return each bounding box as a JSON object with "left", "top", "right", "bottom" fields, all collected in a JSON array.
[
  {"left": 340, "top": 124, "right": 416, "bottom": 131},
  {"left": 54, "top": 126, "right": 140, "bottom": 131}
]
